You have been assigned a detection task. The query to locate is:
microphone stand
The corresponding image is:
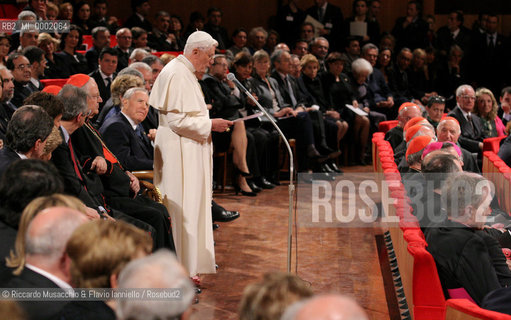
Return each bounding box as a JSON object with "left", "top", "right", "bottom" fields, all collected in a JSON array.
[{"left": 228, "top": 73, "right": 295, "bottom": 273}]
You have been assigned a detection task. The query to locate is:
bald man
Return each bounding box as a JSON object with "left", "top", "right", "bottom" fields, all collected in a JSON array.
[
  {"left": 282, "top": 294, "right": 368, "bottom": 320},
  {"left": 437, "top": 117, "right": 480, "bottom": 173},
  {"left": 385, "top": 103, "right": 422, "bottom": 150},
  {"left": 6, "top": 207, "right": 87, "bottom": 320}
]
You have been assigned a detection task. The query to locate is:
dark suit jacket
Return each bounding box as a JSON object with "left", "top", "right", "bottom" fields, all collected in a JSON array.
[
  {"left": 0, "top": 147, "right": 21, "bottom": 178},
  {"left": 99, "top": 113, "right": 154, "bottom": 171},
  {"left": 461, "top": 147, "right": 480, "bottom": 173},
  {"left": 203, "top": 23, "right": 230, "bottom": 50},
  {"left": 0, "top": 218, "right": 17, "bottom": 286},
  {"left": 248, "top": 73, "right": 286, "bottom": 116},
  {"left": 468, "top": 32, "right": 506, "bottom": 94},
  {"left": 54, "top": 51, "right": 89, "bottom": 78},
  {"left": 6, "top": 267, "right": 70, "bottom": 320},
  {"left": 11, "top": 80, "right": 35, "bottom": 108},
  {"left": 124, "top": 14, "right": 152, "bottom": 31},
  {"left": 498, "top": 135, "right": 511, "bottom": 167},
  {"left": 385, "top": 126, "right": 403, "bottom": 151},
  {"left": 85, "top": 46, "right": 101, "bottom": 73},
  {"left": 89, "top": 69, "right": 115, "bottom": 111},
  {"left": 482, "top": 287, "right": 511, "bottom": 315},
  {"left": 58, "top": 300, "right": 116, "bottom": 320},
  {"left": 387, "top": 66, "right": 413, "bottom": 103},
  {"left": 436, "top": 26, "right": 472, "bottom": 57},
  {"left": 202, "top": 74, "right": 243, "bottom": 120},
  {"left": 448, "top": 106, "right": 485, "bottom": 153},
  {"left": 0, "top": 103, "right": 10, "bottom": 142},
  {"left": 426, "top": 220, "right": 504, "bottom": 305},
  {"left": 305, "top": 2, "right": 344, "bottom": 50},
  {"left": 270, "top": 71, "right": 308, "bottom": 109},
  {"left": 391, "top": 16, "right": 429, "bottom": 51},
  {"left": 114, "top": 46, "right": 133, "bottom": 72},
  {"left": 147, "top": 31, "right": 179, "bottom": 52}
]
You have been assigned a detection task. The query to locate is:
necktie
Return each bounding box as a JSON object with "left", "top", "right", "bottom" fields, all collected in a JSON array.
[
  {"left": 488, "top": 35, "right": 495, "bottom": 50},
  {"left": 105, "top": 77, "right": 111, "bottom": 90},
  {"left": 467, "top": 113, "right": 474, "bottom": 132},
  {"left": 135, "top": 124, "right": 150, "bottom": 148},
  {"left": 285, "top": 76, "right": 297, "bottom": 107},
  {"left": 68, "top": 139, "right": 88, "bottom": 191},
  {"left": 318, "top": 7, "right": 325, "bottom": 22}
]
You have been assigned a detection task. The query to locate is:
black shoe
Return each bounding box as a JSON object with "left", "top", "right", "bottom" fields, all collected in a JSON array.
[
  {"left": 212, "top": 201, "right": 241, "bottom": 222},
  {"left": 234, "top": 184, "right": 257, "bottom": 197},
  {"left": 320, "top": 162, "right": 334, "bottom": 173},
  {"left": 213, "top": 223, "right": 220, "bottom": 230},
  {"left": 314, "top": 172, "right": 336, "bottom": 181},
  {"left": 307, "top": 144, "right": 328, "bottom": 162},
  {"left": 247, "top": 180, "right": 262, "bottom": 193},
  {"left": 255, "top": 177, "right": 276, "bottom": 189},
  {"left": 328, "top": 161, "right": 343, "bottom": 174}
]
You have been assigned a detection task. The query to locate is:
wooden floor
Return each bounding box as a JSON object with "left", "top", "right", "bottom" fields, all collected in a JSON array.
[{"left": 190, "top": 165, "right": 391, "bottom": 320}]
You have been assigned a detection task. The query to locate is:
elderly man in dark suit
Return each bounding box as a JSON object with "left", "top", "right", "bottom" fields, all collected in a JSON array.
[
  {"left": 5, "top": 207, "right": 87, "bottom": 319},
  {"left": 436, "top": 117, "right": 480, "bottom": 173},
  {"left": 447, "top": 84, "right": 485, "bottom": 154},
  {"left": 89, "top": 47, "right": 118, "bottom": 112},
  {"left": 100, "top": 87, "right": 153, "bottom": 171},
  {"left": 0, "top": 105, "right": 54, "bottom": 177}
]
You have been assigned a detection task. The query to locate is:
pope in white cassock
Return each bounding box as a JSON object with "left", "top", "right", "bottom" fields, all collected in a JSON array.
[{"left": 148, "top": 31, "right": 233, "bottom": 277}]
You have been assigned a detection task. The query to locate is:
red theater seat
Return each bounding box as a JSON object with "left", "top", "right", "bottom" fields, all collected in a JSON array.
[
  {"left": 446, "top": 299, "right": 511, "bottom": 320},
  {"left": 378, "top": 120, "right": 399, "bottom": 134}
]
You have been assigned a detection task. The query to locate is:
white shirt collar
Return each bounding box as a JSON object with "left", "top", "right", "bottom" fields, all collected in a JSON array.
[
  {"left": 99, "top": 69, "right": 112, "bottom": 80},
  {"left": 320, "top": 2, "right": 328, "bottom": 10},
  {"left": 60, "top": 125, "right": 70, "bottom": 144},
  {"left": 136, "top": 12, "right": 145, "bottom": 21},
  {"left": 25, "top": 264, "right": 73, "bottom": 290},
  {"left": 451, "top": 28, "right": 460, "bottom": 38},
  {"left": 16, "top": 152, "right": 27, "bottom": 159},
  {"left": 457, "top": 105, "right": 471, "bottom": 120},
  {"left": 29, "top": 77, "right": 39, "bottom": 88},
  {"left": 121, "top": 111, "right": 138, "bottom": 130}
]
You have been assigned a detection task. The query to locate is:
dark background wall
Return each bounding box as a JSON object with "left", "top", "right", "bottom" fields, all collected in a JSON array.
[{"left": 108, "top": 0, "right": 511, "bottom": 39}]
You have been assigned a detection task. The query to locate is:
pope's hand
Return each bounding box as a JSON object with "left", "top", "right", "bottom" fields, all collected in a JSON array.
[{"left": 211, "top": 119, "right": 234, "bottom": 132}]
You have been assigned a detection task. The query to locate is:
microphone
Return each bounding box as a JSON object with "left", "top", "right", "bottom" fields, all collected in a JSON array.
[{"left": 227, "top": 73, "right": 296, "bottom": 273}]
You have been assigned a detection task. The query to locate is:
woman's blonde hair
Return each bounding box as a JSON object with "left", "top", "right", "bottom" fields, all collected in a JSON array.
[
  {"left": 475, "top": 87, "right": 498, "bottom": 120},
  {"left": 37, "top": 32, "right": 60, "bottom": 47},
  {"left": 42, "top": 126, "right": 63, "bottom": 158},
  {"left": 66, "top": 220, "right": 152, "bottom": 288},
  {"left": 6, "top": 194, "right": 86, "bottom": 275},
  {"left": 239, "top": 272, "right": 313, "bottom": 320},
  {"left": 111, "top": 74, "right": 144, "bottom": 105},
  {"left": 300, "top": 54, "right": 319, "bottom": 69}
]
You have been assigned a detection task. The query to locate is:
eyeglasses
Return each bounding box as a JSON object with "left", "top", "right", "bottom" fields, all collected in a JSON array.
[
  {"left": 118, "top": 36, "right": 132, "bottom": 40},
  {"left": 15, "top": 64, "right": 31, "bottom": 70},
  {"left": 460, "top": 95, "right": 476, "bottom": 101},
  {"left": 429, "top": 96, "right": 446, "bottom": 104}
]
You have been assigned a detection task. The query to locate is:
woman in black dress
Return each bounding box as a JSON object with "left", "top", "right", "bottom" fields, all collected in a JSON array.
[{"left": 55, "top": 25, "right": 89, "bottom": 78}]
